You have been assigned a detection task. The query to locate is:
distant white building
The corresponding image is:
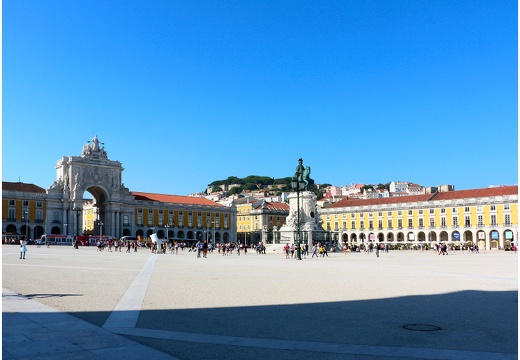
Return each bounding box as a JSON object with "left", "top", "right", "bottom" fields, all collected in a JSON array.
[
  {"left": 341, "top": 184, "right": 364, "bottom": 197},
  {"left": 389, "top": 181, "right": 408, "bottom": 193}
]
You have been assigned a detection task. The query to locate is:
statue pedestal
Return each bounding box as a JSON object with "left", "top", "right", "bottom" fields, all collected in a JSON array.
[{"left": 278, "top": 191, "right": 320, "bottom": 246}]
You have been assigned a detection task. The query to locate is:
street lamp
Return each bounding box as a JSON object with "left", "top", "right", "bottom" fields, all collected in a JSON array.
[
  {"left": 165, "top": 224, "right": 170, "bottom": 240},
  {"left": 99, "top": 221, "right": 104, "bottom": 243},
  {"left": 73, "top": 206, "right": 81, "bottom": 240},
  {"left": 212, "top": 221, "right": 217, "bottom": 246},
  {"left": 24, "top": 208, "right": 29, "bottom": 241},
  {"left": 291, "top": 162, "right": 306, "bottom": 261}
]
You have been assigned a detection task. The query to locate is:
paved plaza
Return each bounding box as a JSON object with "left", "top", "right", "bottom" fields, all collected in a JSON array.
[{"left": 2, "top": 244, "right": 518, "bottom": 359}]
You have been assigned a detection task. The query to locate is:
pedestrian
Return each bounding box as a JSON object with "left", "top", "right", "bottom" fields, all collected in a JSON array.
[
  {"left": 311, "top": 244, "right": 318, "bottom": 258},
  {"left": 20, "top": 239, "right": 27, "bottom": 259},
  {"left": 284, "top": 243, "right": 290, "bottom": 259},
  {"left": 202, "top": 241, "right": 208, "bottom": 258},
  {"left": 196, "top": 240, "right": 202, "bottom": 258},
  {"left": 323, "top": 244, "right": 329, "bottom": 257},
  {"left": 375, "top": 244, "right": 380, "bottom": 258},
  {"left": 127, "top": 241, "right": 131, "bottom": 253}
]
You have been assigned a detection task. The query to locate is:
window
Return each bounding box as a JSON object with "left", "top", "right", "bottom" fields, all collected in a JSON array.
[
  {"left": 159, "top": 209, "right": 163, "bottom": 214},
  {"left": 387, "top": 211, "right": 392, "bottom": 216},
  {"left": 387, "top": 220, "right": 392, "bottom": 229},
  {"left": 419, "top": 218, "right": 424, "bottom": 228},
  {"left": 360, "top": 221, "right": 364, "bottom": 229},
  {"left": 351, "top": 220, "right": 356, "bottom": 229},
  {"left": 398, "top": 211, "right": 402, "bottom": 216},
  {"left": 477, "top": 215, "right": 483, "bottom": 226},
  {"left": 342, "top": 221, "right": 346, "bottom": 230},
  {"left": 418, "top": 210, "right": 423, "bottom": 215},
  {"left": 408, "top": 219, "right": 413, "bottom": 228},
  {"left": 441, "top": 208, "right": 446, "bottom": 214},
  {"left": 464, "top": 207, "right": 470, "bottom": 212},
  {"left": 23, "top": 200, "right": 29, "bottom": 207},
  {"left": 8, "top": 208, "right": 15, "bottom": 220},
  {"left": 36, "top": 210, "right": 42, "bottom": 221},
  {"left": 505, "top": 214, "right": 511, "bottom": 225},
  {"left": 429, "top": 209, "right": 434, "bottom": 214},
  {"left": 148, "top": 209, "right": 153, "bottom": 214},
  {"left": 464, "top": 216, "right": 471, "bottom": 227},
  {"left": 334, "top": 222, "right": 338, "bottom": 230},
  {"left": 53, "top": 211, "right": 60, "bottom": 221},
  {"left": 408, "top": 210, "right": 413, "bottom": 215},
  {"left": 368, "top": 221, "right": 373, "bottom": 229},
  {"left": 490, "top": 215, "right": 496, "bottom": 226},
  {"left": 8, "top": 200, "right": 14, "bottom": 206},
  {"left": 378, "top": 212, "right": 383, "bottom": 217},
  {"left": 453, "top": 217, "right": 458, "bottom": 226},
  {"left": 477, "top": 206, "right": 482, "bottom": 212},
  {"left": 504, "top": 204, "right": 510, "bottom": 210},
  {"left": 123, "top": 215, "right": 130, "bottom": 226},
  {"left": 138, "top": 208, "right": 143, "bottom": 213},
  {"left": 398, "top": 219, "right": 402, "bottom": 228},
  {"left": 378, "top": 220, "right": 383, "bottom": 229},
  {"left": 36, "top": 201, "right": 43, "bottom": 208},
  {"left": 490, "top": 205, "right": 496, "bottom": 211}
]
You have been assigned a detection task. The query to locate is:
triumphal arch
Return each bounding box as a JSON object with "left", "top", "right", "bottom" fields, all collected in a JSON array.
[{"left": 46, "top": 136, "right": 135, "bottom": 239}]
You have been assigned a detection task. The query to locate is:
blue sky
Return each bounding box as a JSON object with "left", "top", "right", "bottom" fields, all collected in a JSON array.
[{"left": 3, "top": 0, "right": 518, "bottom": 195}]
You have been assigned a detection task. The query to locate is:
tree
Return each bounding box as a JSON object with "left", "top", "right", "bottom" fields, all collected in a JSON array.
[
  {"left": 211, "top": 185, "right": 223, "bottom": 193},
  {"left": 228, "top": 186, "right": 243, "bottom": 195},
  {"left": 243, "top": 183, "right": 257, "bottom": 191}
]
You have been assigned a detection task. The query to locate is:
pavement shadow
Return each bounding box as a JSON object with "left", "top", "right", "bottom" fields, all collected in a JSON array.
[
  {"left": 2, "top": 293, "right": 83, "bottom": 299},
  {"left": 68, "top": 289, "right": 517, "bottom": 356}
]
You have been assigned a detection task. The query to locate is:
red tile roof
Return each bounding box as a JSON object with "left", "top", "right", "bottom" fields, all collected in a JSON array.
[
  {"left": 131, "top": 192, "right": 224, "bottom": 207},
  {"left": 329, "top": 194, "right": 432, "bottom": 208},
  {"left": 429, "top": 185, "right": 518, "bottom": 201},
  {"left": 328, "top": 186, "right": 518, "bottom": 209},
  {"left": 266, "top": 202, "right": 289, "bottom": 211},
  {"left": 2, "top": 182, "right": 46, "bottom": 193}
]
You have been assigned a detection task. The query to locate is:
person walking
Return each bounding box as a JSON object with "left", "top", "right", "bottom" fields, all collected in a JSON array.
[
  {"left": 20, "top": 239, "right": 27, "bottom": 259},
  {"left": 311, "top": 244, "right": 318, "bottom": 258},
  {"left": 202, "top": 241, "right": 208, "bottom": 258},
  {"left": 196, "top": 240, "right": 202, "bottom": 258}
]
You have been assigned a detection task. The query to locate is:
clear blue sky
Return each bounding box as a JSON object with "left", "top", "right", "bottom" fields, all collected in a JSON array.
[{"left": 3, "top": 0, "right": 518, "bottom": 195}]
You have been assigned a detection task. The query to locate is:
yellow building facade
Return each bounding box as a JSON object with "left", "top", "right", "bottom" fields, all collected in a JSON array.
[
  {"left": 320, "top": 186, "right": 518, "bottom": 250},
  {"left": 235, "top": 199, "right": 289, "bottom": 244}
]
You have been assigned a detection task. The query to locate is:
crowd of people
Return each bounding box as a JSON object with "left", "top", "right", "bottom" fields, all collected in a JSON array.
[{"left": 46, "top": 237, "right": 513, "bottom": 259}]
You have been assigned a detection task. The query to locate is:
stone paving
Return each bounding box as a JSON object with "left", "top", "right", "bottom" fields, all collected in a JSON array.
[{"left": 2, "top": 244, "right": 518, "bottom": 359}]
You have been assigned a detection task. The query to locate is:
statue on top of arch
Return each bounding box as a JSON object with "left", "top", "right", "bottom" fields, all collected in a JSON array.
[{"left": 82, "top": 135, "right": 108, "bottom": 159}]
